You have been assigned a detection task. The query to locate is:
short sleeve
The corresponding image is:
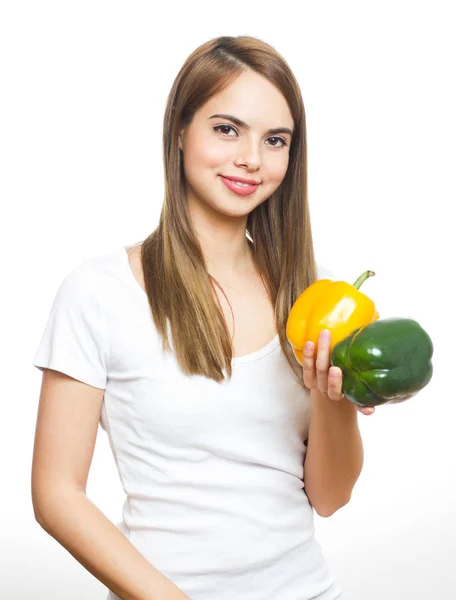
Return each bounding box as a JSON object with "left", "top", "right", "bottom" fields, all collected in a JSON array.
[{"left": 33, "top": 263, "right": 109, "bottom": 390}]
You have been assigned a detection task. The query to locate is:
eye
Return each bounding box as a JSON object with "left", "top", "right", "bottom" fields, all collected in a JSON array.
[
  {"left": 266, "top": 136, "right": 288, "bottom": 148},
  {"left": 213, "top": 124, "right": 237, "bottom": 136},
  {"left": 213, "top": 125, "right": 288, "bottom": 148}
]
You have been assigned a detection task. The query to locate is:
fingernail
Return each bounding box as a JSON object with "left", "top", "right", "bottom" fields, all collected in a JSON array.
[{"left": 320, "top": 329, "right": 330, "bottom": 342}]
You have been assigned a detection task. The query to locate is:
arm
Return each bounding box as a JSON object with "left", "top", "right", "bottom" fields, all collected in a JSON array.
[
  {"left": 303, "top": 389, "right": 364, "bottom": 517},
  {"left": 32, "top": 369, "right": 191, "bottom": 600},
  {"left": 35, "top": 488, "right": 190, "bottom": 600}
]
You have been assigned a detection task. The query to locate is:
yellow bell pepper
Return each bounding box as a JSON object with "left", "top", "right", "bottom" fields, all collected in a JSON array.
[{"left": 286, "top": 270, "right": 380, "bottom": 366}]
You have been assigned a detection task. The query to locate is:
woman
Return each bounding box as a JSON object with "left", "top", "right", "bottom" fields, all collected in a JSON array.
[{"left": 32, "top": 35, "right": 374, "bottom": 600}]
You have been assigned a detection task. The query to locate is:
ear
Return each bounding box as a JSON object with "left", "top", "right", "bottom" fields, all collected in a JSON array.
[{"left": 178, "top": 128, "right": 184, "bottom": 151}]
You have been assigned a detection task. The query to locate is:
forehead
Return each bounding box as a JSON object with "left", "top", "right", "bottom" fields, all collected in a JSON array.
[{"left": 200, "top": 70, "right": 293, "bottom": 128}]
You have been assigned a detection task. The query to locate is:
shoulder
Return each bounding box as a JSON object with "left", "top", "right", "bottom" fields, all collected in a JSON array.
[
  {"left": 53, "top": 248, "right": 121, "bottom": 312},
  {"left": 126, "top": 244, "right": 146, "bottom": 291},
  {"left": 60, "top": 256, "right": 104, "bottom": 293},
  {"left": 316, "top": 263, "right": 338, "bottom": 281}
]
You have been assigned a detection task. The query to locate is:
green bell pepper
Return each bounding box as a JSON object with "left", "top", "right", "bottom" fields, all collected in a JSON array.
[{"left": 331, "top": 317, "right": 434, "bottom": 407}]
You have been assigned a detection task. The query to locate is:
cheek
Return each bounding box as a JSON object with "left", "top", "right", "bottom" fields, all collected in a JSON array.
[
  {"left": 186, "top": 134, "right": 227, "bottom": 170},
  {"left": 265, "top": 154, "right": 289, "bottom": 184}
]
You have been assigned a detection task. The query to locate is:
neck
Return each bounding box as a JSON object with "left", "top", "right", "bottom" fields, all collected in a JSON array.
[
  {"left": 203, "top": 232, "right": 254, "bottom": 281},
  {"left": 187, "top": 196, "right": 255, "bottom": 280}
]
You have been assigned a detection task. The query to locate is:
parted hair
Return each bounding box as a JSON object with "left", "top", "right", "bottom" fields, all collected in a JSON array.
[{"left": 140, "top": 35, "right": 317, "bottom": 387}]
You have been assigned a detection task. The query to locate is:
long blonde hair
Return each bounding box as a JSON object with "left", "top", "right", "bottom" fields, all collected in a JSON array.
[{"left": 140, "top": 35, "right": 317, "bottom": 386}]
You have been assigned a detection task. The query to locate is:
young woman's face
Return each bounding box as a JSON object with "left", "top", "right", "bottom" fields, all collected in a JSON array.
[{"left": 179, "top": 69, "right": 294, "bottom": 219}]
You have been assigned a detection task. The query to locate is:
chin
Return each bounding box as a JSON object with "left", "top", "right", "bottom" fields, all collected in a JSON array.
[{"left": 213, "top": 203, "right": 254, "bottom": 218}]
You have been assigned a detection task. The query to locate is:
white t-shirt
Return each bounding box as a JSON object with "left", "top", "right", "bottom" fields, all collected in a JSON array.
[{"left": 33, "top": 244, "right": 346, "bottom": 600}]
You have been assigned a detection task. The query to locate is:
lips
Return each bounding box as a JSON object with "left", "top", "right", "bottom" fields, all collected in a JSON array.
[
  {"left": 219, "top": 175, "right": 260, "bottom": 196},
  {"left": 221, "top": 175, "right": 261, "bottom": 185}
]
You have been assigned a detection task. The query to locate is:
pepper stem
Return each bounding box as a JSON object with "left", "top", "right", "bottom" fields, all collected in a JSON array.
[{"left": 353, "top": 270, "right": 375, "bottom": 290}]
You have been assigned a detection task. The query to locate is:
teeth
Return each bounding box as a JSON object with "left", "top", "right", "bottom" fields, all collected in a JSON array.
[{"left": 232, "top": 180, "right": 252, "bottom": 187}]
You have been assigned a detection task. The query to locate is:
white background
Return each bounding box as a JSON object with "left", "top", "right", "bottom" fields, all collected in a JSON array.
[{"left": 1, "top": 1, "right": 454, "bottom": 598}]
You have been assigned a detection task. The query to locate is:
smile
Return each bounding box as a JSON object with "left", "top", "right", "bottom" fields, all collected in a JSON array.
[{"left": 219, "top": 175, "right": 260, "bottom": 196}]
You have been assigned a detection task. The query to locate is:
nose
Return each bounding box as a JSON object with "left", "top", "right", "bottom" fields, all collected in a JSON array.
[{"left": 234, "top": 137, "right": 261, "bottom": 171}]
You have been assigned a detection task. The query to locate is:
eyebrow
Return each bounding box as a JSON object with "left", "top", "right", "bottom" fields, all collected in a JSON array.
[{"left": 209, "top": 113, "right": 293, "bottom": 137}]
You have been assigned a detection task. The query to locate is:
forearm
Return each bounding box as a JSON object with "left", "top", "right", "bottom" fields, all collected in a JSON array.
[
  {"left": 304, "top": 389, "right": 364, "bottom": 517},
  {"left": 34, "top": 488, "right": 191, "bottom": 600}
]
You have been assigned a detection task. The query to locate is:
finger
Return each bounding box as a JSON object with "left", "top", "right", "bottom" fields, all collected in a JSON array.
[
  {"left": 316, "top": 329, "right": 331, "bottom": 392},
  {"left": 358, "top": 406, "right": 376, "bottom": 416},
  {"left": 327, "top": 366, "right": 344, "bottom": 401},
  {"left": 302, "top": 341, "right": 317, "bottom": 388}
]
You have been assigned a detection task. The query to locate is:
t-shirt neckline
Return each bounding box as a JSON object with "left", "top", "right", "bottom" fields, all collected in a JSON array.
[{"left": 120, "top": 244, "right": 280, "bottom": 364}]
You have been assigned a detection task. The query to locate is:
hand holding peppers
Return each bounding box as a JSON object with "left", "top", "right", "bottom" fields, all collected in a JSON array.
[
  {"left": 302, "top": 328, "right": 376, "bottom": 416},
  {"left": 287, "top": 269, "right": 434, "bottom": 409}
]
